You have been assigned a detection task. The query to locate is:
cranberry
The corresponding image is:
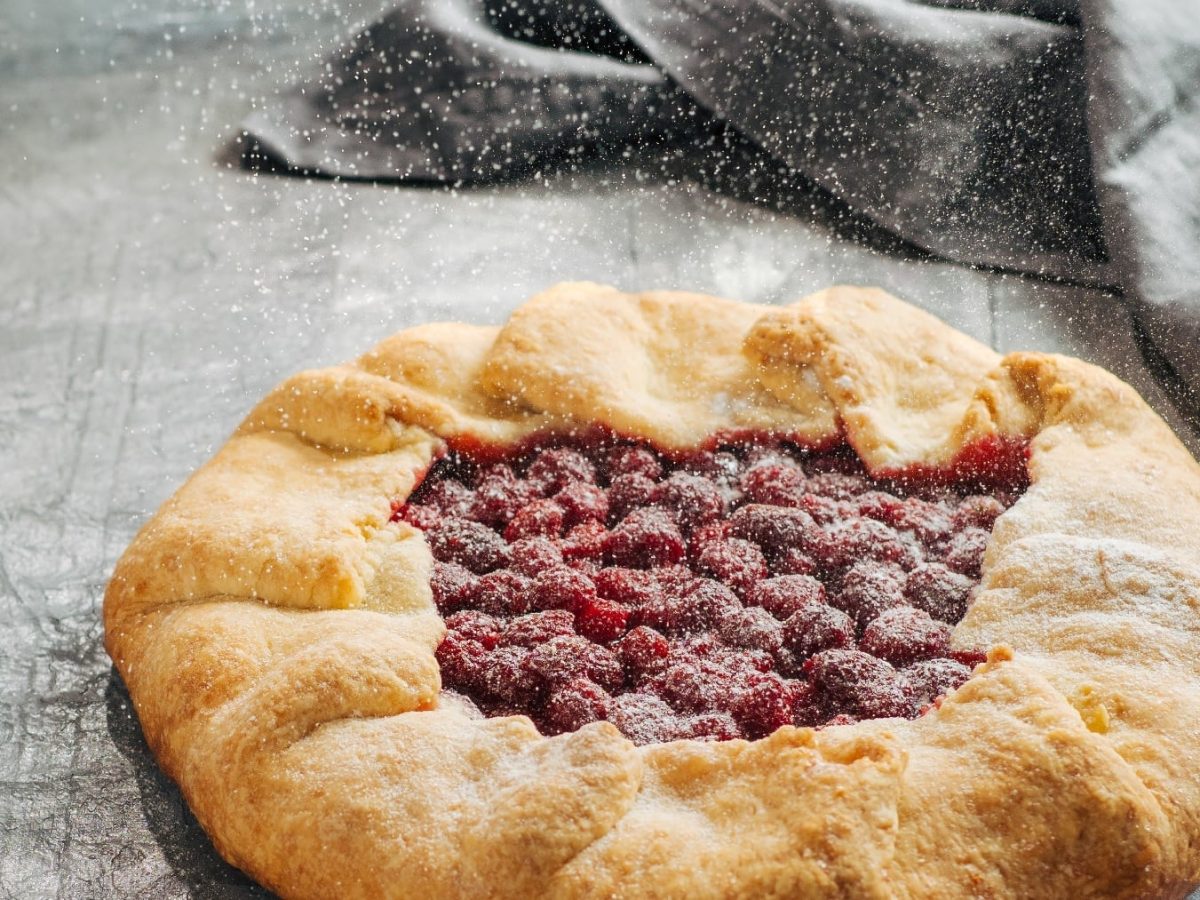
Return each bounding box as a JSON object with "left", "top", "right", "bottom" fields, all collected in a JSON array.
[
  {"left": 750, "top": 575, "right": 827, "bottom": 620},
  {"left": 614, "top": 626, "right": 670, "bottom": 677},
  {"left": 772, "top": 547, "right": 817, "bottom": 576},
  {"left": 429, "top": 561, "right": 478, "bottom": 613},
  {"left": 605, "top": 508, "right": 686, "bottom": 568},
  {"left": 470, "top": 465, "right": 537, "bottom": 527},
  {"left": 607, "top": 473, "right": 657, "bottom": 523},
  {"left": 890, "top": 497, "right": 954, "bottom": 547},
  {"left": 507, "top": 537, "right": 564, "bottom": 576},
  {"left": 688, "top": 712, "right": 743, "bottom": 741},
  {"left": 779, "top": 601, "right": 855, "bottom": 663},
  {"left": 444, "top": 610, "right": 502, "bottom": 649},
  {"left": 426, "top": 518, "right": 509, "bottom": 573},
  {"left": 904, "top": 562, "right": 973, "bottom": 622},
  {"left": 944, "top": 527, "right": 989, "bottom": 577},
  {"left": 904, "top": 657, "right": 973, "bottom": 706},
  {"left": 805, "top": 472, "right": 869, "bottom": 500},
  {"left": 526, "top": 635, "right": 623, "bottom": 692},
  {"left": 608, "top": 693, "right": 685, "bottom": 745},
  {"left": 528, "top": 566, "right": 596, "bottom": 613},
  {"left": 554, "top": 482, "right": 609, "bottom": 529},
  {"left": 952, "top": 495, "right": 1007, "bottom": 530},
  {"left": 483, "top": 646, "right": 542, "bottom": 705},
  {"left": 859, "top": 607, "right": 952, "bottom": 665},
  {"left": 806, "top": 518, "right": 916, "bottom": 572},
  {"left": 527, "top": 447, "right": 596, "bottom": 494},
  {"left": 636, "top": 579, "right": 741, "bottom": 636},
  {"left": 576, "top": 597, "right": 631, "bottom": 643},
  {"left": 728, "top": 505, "right": 816, "bottom": 559},
  {"left": 417, "top": 477, "right": 474, "bottom": 517},
  {"left": 562, "top": 520, "right": 609, "bottom": 561},
  {"left": 398, "top": 503, "right": 441, "bottom": 530},
  {"left": 503, "top": 499, "right": 564, "bottom": 542},
  {"left": 739, "top": 463, "right": 806, "bottom": 507},
  {"left": 695, "top": 538, "right": 769, "bottom": 598},
  {"left": 593, "top": 567, "right": 661, "bottom": 606},
  {"left": 805, "top": 649, "right": 912, "bottom": 719},
  {"left": 436, "top": 633, "right": 488, "bottom": 690},
  {"left": 499, "top": 610, "right": 577, "bottom": 647},
  {"left": 651, "top": 472, "right": 726, "bottom": 530},
  {"left": 471, "top": 570, "right": 533, "bottom": 616},
  {"left": 833, "top": 561, "right": 906, "bottom": 628},
  {"left": 605, "top": 446, "right": 663, "bottom": 480},
  {"left": 687, "top": 520, "right": 732, "bottom": 556},
  {"left": 543, "top": 678, "right": 611, "bottom": 734},
  {"left": 647, "top": 660, "right": 723, "bottom": 713},
  {"left": 717, "top": 606, "right": 784, "bottom": 655},
  {"left": 730, "top": 672, "right": 797, "bottom": 739}
]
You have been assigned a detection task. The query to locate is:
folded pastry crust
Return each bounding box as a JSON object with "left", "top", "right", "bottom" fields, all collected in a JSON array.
[{"left": 104, "top": 283, "right": 1200, "bottom": 898}]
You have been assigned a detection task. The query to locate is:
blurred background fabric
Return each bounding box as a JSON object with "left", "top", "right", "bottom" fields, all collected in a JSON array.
[{"left": 242, "top": 0, "right": 1200, "bottom": 414}]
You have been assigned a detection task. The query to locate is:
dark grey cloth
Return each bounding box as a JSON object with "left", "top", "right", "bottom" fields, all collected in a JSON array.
[{"left": 242, "top": 0, "right": 1200, "bottom": 412}]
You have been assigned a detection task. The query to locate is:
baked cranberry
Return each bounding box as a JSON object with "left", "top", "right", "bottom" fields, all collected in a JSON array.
[
  {"left": 728, "top": 505, "right": 816, "bottom": 559},
  {"left": 904, "top": 657, "right": 973, "bottom": 706},
  {"left": 436, "top": 633, "right": 488, "bottom": 690},
  {"left": 833, "top": 561, "right": 906, "bottom": 628},
  {"left": 859, "top": 606, "right": 952, "bottom": 665},
  {"left": 651, "top": 472, "right": 726, "bottom": 530},
  {"left": 417, "top": 477, "right": 474, "bottom": 517},
  {"left": 687, "top": 520, "right": 732, "bottom": 556},
  {"left": 636, "top": 579, "right": 741, "bottom": 635},
  {"left": 398, "top": 503, "right": 441, "bottom": 530},
  {"left": 647, "top": 660, "right": 722, "bottom": 713},
  {"left": 526, "top": 635, "right": 623, "bottom": 692},
  {"left": 426, "top": 518, "right": 509, "bottom": 573},
  {"left": 528, "top": 566, "right": 596, "bottom": 612},
  {"left": 483, "top": 646, "right": 542, "bottom": 705},
  {"left": 543, "top": 678, "right": 611, "bottom": 734},
  {"left": 695, "top": 538, "right": 769, "bottom": 598},
  {"left": 576, "top": 597, "right": 631, "bottom": 643},
  {"left": 593, "top": 567, "right": 661, "bottom": 606},
  {"left": 562, "top": 520, "right": 608, "bottom": 561},
  {"left": 554, "top": 482, "right": 609, "bottom": 529},
  {"left": 605, "top": 508, "right": 686, "bottom": 568},
  {"left": 904, "top": 562, "right": 973, "bottom": 622},
  {"left": 806, "top": 518, "right": 916, "bottom": 572},
  {"left": 429, "top": 561, "right": 478, "bottom": 613},
  {"left": 527, "top": 447, "right": 596, "bottom": 494},
  {"left": 750, "top": 575, "right": 827, "bottom": 620},
  {"left": 499, "top": 610, "right": 576, "bottom": 647},
  {"left": 890, "top": 497, "right": 955, "bottom": 546},
  {"left": 806, "top": 472, "right": 869, "bottom": 500},
  {"left": 717, "top": 606, "right": 784, "bottom": 655},
  {"left": 730, "top": 672, "right": 797, "bottom": 739},
  {"left": 608, "top": 693, "right": 685, "bottom": 745},
  {"left": 445, "top": 610, "right": 502, "bottom": 649},
  {"left": 805, "top": 649, "right": 912, "bottom": 719},
  {"left": 688, "top": 712, "right": 743, "bottom": 741},
  {"left": 503, "top": 499, "right": 564, "bottom": 542},
  {"left": 471, "top": 570, "right": 533, "bottom": 616},
  {"left": 739, "top": 463, "right": 806, "bottom": 507},
  {"left": 952, "top": 495, "right": 1006, "bottom": 530},
  {"left": 614, "top": 626, "right": 670, "bottom": 677},
  {"left": 944, "top": 526, "right": 989, "bottom": 577},
  {"left": 790, "top": 680, "right": 824, "bottom": 727},
  {"left": 507, "top": 537, "right": 564, "bottom": 576},
  {"left": 772, "top": 547, "right": 817, "bottom": 576},
  {"left": 470, "top": 465, "right": 538, "bottom": 527},
  {"left": 780, "top": 601, "right": 855, "bottom": 663},
  {"left": 605, "top": 446, "right": 663, "bottom": 480},
  {"left": 607, "top": 473, "right": 657, "bottom": 523}
]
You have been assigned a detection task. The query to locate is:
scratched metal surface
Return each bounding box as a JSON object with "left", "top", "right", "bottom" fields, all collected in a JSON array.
[{"left": 2, "top": 1, "right": 1198, "bottom": 897}]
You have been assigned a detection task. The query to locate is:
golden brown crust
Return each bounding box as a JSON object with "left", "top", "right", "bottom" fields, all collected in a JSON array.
[{"left": 104, "top": 282, "right": 1200, "bottom": 898}]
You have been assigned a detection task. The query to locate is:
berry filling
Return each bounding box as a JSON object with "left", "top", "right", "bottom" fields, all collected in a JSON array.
[{"left": 395, "top": 437, "right": 1025, "bottom": 745}]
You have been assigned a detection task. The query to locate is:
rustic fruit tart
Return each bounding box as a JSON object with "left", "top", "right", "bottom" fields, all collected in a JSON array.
[{"left": 105, "top": 283, "right": 1200, "bottom": 898}]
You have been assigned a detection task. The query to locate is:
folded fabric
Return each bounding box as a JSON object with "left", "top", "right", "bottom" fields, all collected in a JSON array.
[{"left": 241, "top": 0, "right": 1200, "bottom": 422}]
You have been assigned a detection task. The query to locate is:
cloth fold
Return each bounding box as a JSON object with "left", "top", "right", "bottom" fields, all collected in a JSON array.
[{"left": 241, "top": 0, "right": 1200, "bottom": 419}]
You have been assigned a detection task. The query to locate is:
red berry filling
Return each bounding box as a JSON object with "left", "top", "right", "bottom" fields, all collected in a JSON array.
[{"left": 398, "top": 436, "right": 1025, "bottom": 745}]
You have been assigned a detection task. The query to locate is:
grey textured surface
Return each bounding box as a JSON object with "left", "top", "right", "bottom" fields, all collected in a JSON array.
[{"left": 2, "top": 1, "right": 1198, "bottom": 898}]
